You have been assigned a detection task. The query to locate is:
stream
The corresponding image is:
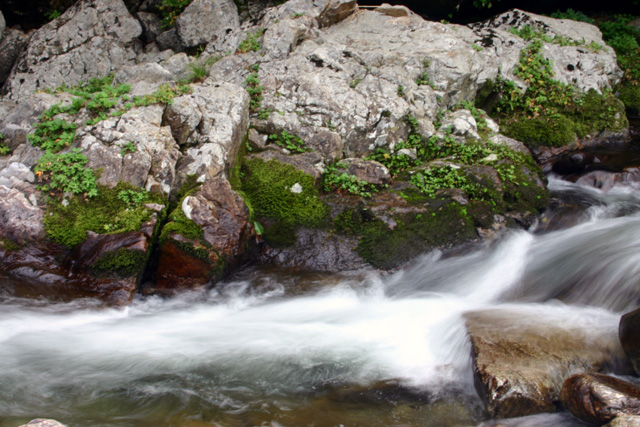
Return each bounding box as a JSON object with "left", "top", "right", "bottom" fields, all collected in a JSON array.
[{"left": 2, "top": 141, "right": 640, "bottom": 426}]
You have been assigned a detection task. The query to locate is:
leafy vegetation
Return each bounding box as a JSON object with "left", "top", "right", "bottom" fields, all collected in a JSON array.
[
  {"left": 549, "top": 8, "right": 595, "bottom": 24},
  {"left": 245, "top": 64, "right": 263, "bottom": 111},
  {"left": 0, "top": 134, "right": 10, "bottom": 156},
  {"left": 268, "top": 130, "right": 309, "bottom": 153},
  {"left": 120, "top": 142, "right": 137, "bottom": 156},
  {"left": 322, "top": 162, "right": 379, "bottom": 198},
  {"left": 34, "top": 149, "right": 98, "bottom": 198},
  {"left": 416, "top": 59, "right": 434, "bottom": 87}
]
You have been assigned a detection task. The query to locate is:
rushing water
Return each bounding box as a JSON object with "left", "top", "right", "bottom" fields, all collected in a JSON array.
[{"left": 3, "top": 156, "right": 640, "bottom": 426}]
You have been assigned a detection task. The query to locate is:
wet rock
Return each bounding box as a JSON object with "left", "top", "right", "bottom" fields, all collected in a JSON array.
[
  {"left": 260, "top": 228, "right": 367, "bottom": 272},
  {"left": 561, "top": 373, "right": 640, "bottom": 425},
  {"left": 620, "top": 307, "right": 640, "bottom": 376},
  {"left": 155, "top": 173, "right": 252, "bottom": 291},
  {"left": 19, "top": 419, "right": 68, "bottom": 427},
  {"left": 4, "top": 0, "right": 142, "bottom": 100},
  {"left": 466, "top": 308, "right": 632, "bottom": 419},
  {"left": 576, "top": 169, "right": 640, "bottom": 192},
  {"left": 0, "top": 27, "right": 31, "bottom": 88},
  {"left": 175, "top": 0, "right": 239, "bottom": 49}
]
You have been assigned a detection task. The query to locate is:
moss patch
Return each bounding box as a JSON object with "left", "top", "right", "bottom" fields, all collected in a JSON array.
[
  {"left": 502, "top": 114, "right": 577, "bottom": 147},
  {"left": 357, "top": 202, "right": 476, "bottom": 269},
  {"left": 618, "top": 84, "right": 640, "bottom": 112},
  {"left": 0, "top": 237, "right": 20, "bottom": 251},
  {"left": 44, "top": 182, "right": 164, "bottom": 248},
  {"left": 90, "top": 248, "right": 147, "bottom": 278},
  {"left": 242, "top": 158, "right": 328, "bottom": 247}
]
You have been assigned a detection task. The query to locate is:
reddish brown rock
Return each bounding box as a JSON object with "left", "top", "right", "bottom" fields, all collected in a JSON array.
[{"left": 561, "top": 373, "right": 640, "bottom": 425}]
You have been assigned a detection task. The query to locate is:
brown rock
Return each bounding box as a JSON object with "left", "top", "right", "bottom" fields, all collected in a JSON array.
[
  {"left": 561, "top": 373, "right": 640, "bottom": 425},
  {"left": 466, "top": 309, "right": 632, "bottom": 419},
  {"left": 620, "top": 307, "right": 640, "bottom": 376},
  {"left": 606, "top": 415, "right": 640, "bottom": 427}
]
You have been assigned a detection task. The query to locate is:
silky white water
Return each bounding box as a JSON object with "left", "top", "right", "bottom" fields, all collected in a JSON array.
[{"left": 1, "top": 175, "right": 640, "bottom": 426}]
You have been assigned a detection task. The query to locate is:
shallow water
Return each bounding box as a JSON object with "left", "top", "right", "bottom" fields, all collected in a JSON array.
[{"left": 3, "top": 170, "right": 640, "bottom": 426}]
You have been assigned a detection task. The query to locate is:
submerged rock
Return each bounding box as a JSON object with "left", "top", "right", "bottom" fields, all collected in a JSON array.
[
  {"left": 561, "top": 373, "right": 640, "bottom": 425},
  {"left": 19, "top": 420, "right": 68, "bottom": 427},
  {"left": 620, "top": 307, "right": 640, "bottom": 376},
  {"left": 466, "top": 308, "right": 632, "bottom": 419}
]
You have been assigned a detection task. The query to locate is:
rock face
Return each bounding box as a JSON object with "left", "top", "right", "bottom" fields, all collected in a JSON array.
[
  {"left": 465, "top": 308, "right": 632, "bottom": 419},
  {"left": 561, "top": 373, "right": 640, "bottom": 425},
  {"left": 175, "top": 0, "right": 240, "bottom": 49},
  {"left": 0, "top": 27, "right": 31, "bottom": 88},
  {"left": 3, "top": 0, "right": 142, "bottom": 100}
]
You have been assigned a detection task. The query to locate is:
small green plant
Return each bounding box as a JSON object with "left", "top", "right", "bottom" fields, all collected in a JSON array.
[
  {"left": 473, "top": 0, "right": 500, "bottom": 8},
  {"left": 120, "top": 142, "right": 137, "bottom": 156},
  {"left": 160, "top": 0, "right": 192, "bottom": 29},
  {"left": 416, "top": 59, "right": 434, "bottom": 87},
  {"left": 245, "top": 64, "right": 263, "bottom": 111},
  {"left": 133, "top": 83, "right": 191, "bottom": 107},
  {"left": 472, "top": 44, "right": 483, "bottom": 51},
  {"left": 45, "top": 9, "right": 61, "bottom": 21},
  {"left": 237, "top": 29, "right": 265, "bottom": 54},
  {"left": 34, "top": 149, "right": 98, "bottom": 198},
  {"left": 323, "top": 163, "right": 378, "bottom": 198},
  {"left": 268, "top": 130, "right": 308, "bottom": 153},
  {"left": 117, "top": 188, "right": 147, "bottom": 208},
  {"left": 28, "top": 117, "right": 78, "bottom": 153},
  {"left": 257, "top": 108, "right": 272, "bottom": 120},
  {"left": 349, "top": 77, "right": 362, "bottom": 88},
  {"left": 397, "top": 85, "right": 406, "bottom": 97},
  {"left": 410, "top": 165, "right": 491, "bottom": 201},
  {"left": 187, "top": 62, "right": 208, "bottom": 83},
  {"left": 0, "top": 134, "right": 10, "bottom": 156}
]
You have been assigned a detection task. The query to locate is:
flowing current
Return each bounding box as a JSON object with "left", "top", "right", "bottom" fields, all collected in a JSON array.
[{"left": 3, "top": 172, "right": 640, "bottom": 426}]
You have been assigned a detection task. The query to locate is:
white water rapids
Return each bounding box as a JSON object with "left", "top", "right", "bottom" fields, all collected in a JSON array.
[{"left": 2, "top": 175, "right": 640, "bottom": 426}]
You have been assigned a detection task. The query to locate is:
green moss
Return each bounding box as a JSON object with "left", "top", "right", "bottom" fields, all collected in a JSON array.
[
  {"left": 503, "top": 114, "right": 577, "bottom": 147},
  {"left": 358, "top": 203, "right": 476, "bottom": 269},
  {"left": 0, "top": 237, "right": 20, "bottom": 251},
  {"left": 501, "top": 166, "right": 550, "bottom": 213},
  {"left": 44, "top": 182, "right": 164, "bottom": 248},
  {"left": 160, "top": 176, "right": 204, "bottom": 242},
  {"left": 90, "top": 248, "right": 147, "bottom": 277},
  {"left": 242, "top": 158, "right": 328, "bottom": 247},
  {"left": 619, "top": 84, "right": 640, "bottom": 111},
  {"left": 568, "top": 89, "right": 628, "bottom": 136}
]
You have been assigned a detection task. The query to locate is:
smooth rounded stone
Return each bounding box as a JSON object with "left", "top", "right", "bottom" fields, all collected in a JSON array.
[
  {"left": 576, "top": 169, "right": 640, "bottom": 192},
  {"left": 606, "top": 415, "right": 640, "bottom": 427},
  {"left": 343, "top": 158, "right": 391, "bottom": 185},
  {"left": 465, "top": 308, "right": 632, "bottom": 419},
  {"left": 0, "top": 185, "right": 45, "bottom": 245},
  {"left": 561, "top": 373, "right": 640, "bottom": 425},
  {"left": 249, "top": 150, "right": 324, "bottom": 180},
  {"left": 620, "top": 307, "right": 640, "bottom": 376},
  {"left": 19, "top": 419, "right": 68, "bottom": 427},
  {"left": 375, "top": 3, "right": 413, "bottom": 17}
]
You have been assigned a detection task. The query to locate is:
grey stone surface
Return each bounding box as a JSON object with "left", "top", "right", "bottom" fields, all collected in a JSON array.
[{"left": 175, "top": 0, "right": 240, "bottom": 48}]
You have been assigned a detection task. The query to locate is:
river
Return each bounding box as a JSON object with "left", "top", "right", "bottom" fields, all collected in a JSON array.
[{"left": 2, "top": 143, "right": 640, "bottom": 426}]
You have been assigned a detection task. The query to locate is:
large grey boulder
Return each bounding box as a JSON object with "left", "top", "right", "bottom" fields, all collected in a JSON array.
[
  {"left": 4, "top": 0, "right": 142, "bottom": 100},
  {"left": 175, "top": 0, "right": 240, "bottom": 49},
  {"left": 0, "top": 28, "right": 31, "bottom": 88},
  {"left": 0, "top": 11, "right": 5, "bottom": 41}
]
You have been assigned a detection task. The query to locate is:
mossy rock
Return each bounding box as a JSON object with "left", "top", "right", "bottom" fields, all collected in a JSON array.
[
  {"left": 90, "top": 248, "right": 147, "bottom": 278},
  {"left": 568, "top": 89, "right": 628, "bottom": 137},
  {"left": 503, "top": 115, "right": 577, "bottom": 147},
  {"left": 619, "top": 84, "right": 640, "bottom": 113},
  {"left": 501, "top": 166, "right": 550, "bottom": 214},
  {"left": 358, "top": 202, "right": 476, "bottom": 269},
  {"left": 242, "top": 158, "right": 328, "bottom": 247},
  {"left": 44, "top": 182, "right": 164, "bottom": 248}
]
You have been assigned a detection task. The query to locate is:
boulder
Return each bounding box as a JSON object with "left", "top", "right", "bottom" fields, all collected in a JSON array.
[
  {"left": 576, "top": 169, "right": 640, "bottom": 192},
  {"left": 606, "top": 415, "right": 640, "bottom": 427},
  {"left": 175, "top": 0, "right": 240, "bottom": 49},
  {"left": 561, "top": 373, "right": 640, "bottom": 425},
  {"left": 155, "top": 173, "right": 252, "bottom": 291},
  {"left": 465, "top": 308, "right": 632, "bottom": 419},
  {"left": 0, "top": 184, "right": 44, "bottom": 245},
  {"left": 4, "top": 0, "right": 142, "bottom": 100},
  {"left": 620, "top": 307, "right": 640, "bottom": 376}
]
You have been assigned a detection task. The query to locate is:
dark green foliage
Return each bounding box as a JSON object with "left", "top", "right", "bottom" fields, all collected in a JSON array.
[
  {"left": 619, "top": 84, "right": 640, "bottom": 111},
  {"left": 132, "top": 83, "right": 192, "bottom": 107},
  {"left": 410, "top": 165, "right": 494, "bottom": 201},
  {"left": 550, "top": 9, "right": 595, "bottom": 24},
  {"left": 268, "top": 130, "right": 309, "bottom": 153},
  {"left": 120, "top": 142, "right": 137, "bottom": 156},
  {"left": 44, "top": 182, "right": 161, "bottom": 248},
  {"left": 28, "top": 117, "right": 77, "bottom": 152},
  {"left": 34, "top": 149, "right": 98, "bottom": 198},
  {"left": 503, "top": 115, "right": 577, "bottom": 147},
  {"left": 0, "top": 237, "right": 20, "bottom": 251},
  {"left": 90, "top": 248, "right": 147, "bottom": 277},
  {"left": 160, "top": 0, "right": 192, "bottom": 29},
  {"left": 0, "top": 134, "right": 10, "bottom": 156},
  {"left": 599, "top": 15, "right": 640, "bottom": 84},
  {"left": 358, "top": 203, "right": 476, "bottom": 269}
]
